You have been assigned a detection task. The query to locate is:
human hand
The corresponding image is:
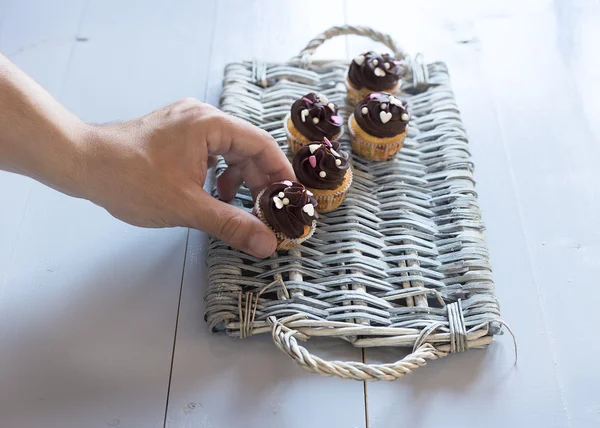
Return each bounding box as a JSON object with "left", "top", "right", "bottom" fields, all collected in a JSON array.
[
  {"left": 2, "top": 56, "right": 291, "bottom": 257},
  {"left": 79, "top": 98, "right": 294, "bottom": 258}
]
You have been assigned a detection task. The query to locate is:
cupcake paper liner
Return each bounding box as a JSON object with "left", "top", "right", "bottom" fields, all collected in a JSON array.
[
  {"left": 348, "top": 114, "right": 406, "bottom": 161},
  {"left": 309, "top": 168, "right": 353, "bottom": 213},
  {"left": 253, "top": 188, "right": 317, "bottom": 250},
  {"left": 345, "top": 76, "right": 401, "bottom": 105}
]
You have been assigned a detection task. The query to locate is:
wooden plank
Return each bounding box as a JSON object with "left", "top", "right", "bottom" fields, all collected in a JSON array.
[
  {"left": 0, "top": 190, "right": 187, "bottom": 428},
  {"left": 345, "top": 2, "right": 571, "bottom": 427},
  {"left": 0, "top": 0, "right": 12, "bottom": 47},
  {"left": 60, "top": 0, "right": 214, "bottom": 122},
  {"left": 0, "top": 0, "right": 87, "bottom": 92},
  {"left": 0, "top": 1, "right": 86, "bottom": 275},
  {"left": 165, "top": 2, "right": 367, "bottom": 427},
  {"left": 203, "top": 0, "right": 349, "bottom": 105},
  {"left": 474, "top": 2, "right": 600, "bottom": 427},
  {"left": 0, "top": 173, "right": 33, "bottom": 282},
  {"left": 0, "top": 0, "right": 215, "bottom": 426}
]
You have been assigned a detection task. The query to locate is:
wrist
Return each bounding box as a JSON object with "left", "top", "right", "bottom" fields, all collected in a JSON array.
[
  {"left": 68, "top": 122, "right": 138, "bottom": 207},
  {"left": 56, "top": 120, "right": 97, "bottom": 199},
  {"left": 0, "top": 54, "right": 96, "bottom": 199},
  {"left": 21, "top": 116, "right": 92, "bottom": 199}
]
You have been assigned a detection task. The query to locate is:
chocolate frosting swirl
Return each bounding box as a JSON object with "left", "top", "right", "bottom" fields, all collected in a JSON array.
[
  {"left": 292, "top": 138, "right": 350, "bottom": 190},
  {"left": 348, "top": 51, "right": 402, "bottom": 91},
  {"left": 290, "top": 92, "right": 343, "bottom": 141},
  {"left": 354, "top": 92, "right": 411, "bottom": 138},
  {"left": 259, "top": 181, "right": 318, "bottom": 239}
]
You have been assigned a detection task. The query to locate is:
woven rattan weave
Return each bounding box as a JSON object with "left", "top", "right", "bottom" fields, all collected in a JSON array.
[{"left": 204, "top": 26, "right": 510, "bottom": 381}]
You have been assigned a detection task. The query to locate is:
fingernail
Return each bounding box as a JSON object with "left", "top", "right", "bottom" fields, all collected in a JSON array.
[{"left": 248, "top": 230, "right": 276, "bottom": 258}]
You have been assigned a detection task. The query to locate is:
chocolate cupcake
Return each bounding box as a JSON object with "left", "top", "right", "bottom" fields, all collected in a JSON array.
[
  {"left": 292, "top": 138, "right": 352, "bottom": 213},
  {"left": 284, "top": 92, "right": 343, "bottom": 153},
  {"left": 254, "top": 180, "right": 318, "bottom": 250},
  {"left": 348, "top": 92, "right": 411, "bottom": 161},
  {"left": 346, "top": 51, "right": 403, "bottom": 105}
]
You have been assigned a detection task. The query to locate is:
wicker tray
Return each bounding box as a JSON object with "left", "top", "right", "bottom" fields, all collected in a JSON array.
[{"left": 205, "top": 26, "right": 511, "bottom": 381}]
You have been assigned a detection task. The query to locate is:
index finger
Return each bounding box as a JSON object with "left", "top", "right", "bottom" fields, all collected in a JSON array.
[{"left": 204, "top": 111, "right": 295, "bottom": 192}]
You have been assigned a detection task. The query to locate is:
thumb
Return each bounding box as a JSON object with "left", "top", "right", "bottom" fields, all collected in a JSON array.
[{"left": 191, "top": 193, "right": 277, "bottom": 258}]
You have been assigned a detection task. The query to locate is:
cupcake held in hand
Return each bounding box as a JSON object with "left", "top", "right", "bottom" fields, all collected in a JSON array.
[
  {"left": 284, "top": 92, "right": 343, "bottom": 154},
  {"left": 346, "top": 51, "right": 403, "bottom": 105},
  {"left": 292, "top": 138, "right": 352, "bottom": 213},
  {"left": 349, "top": 92, "right": 411, "bottom": 161},
  {"left": 254, "top": 180, "right": 318, "bottom": 250}
]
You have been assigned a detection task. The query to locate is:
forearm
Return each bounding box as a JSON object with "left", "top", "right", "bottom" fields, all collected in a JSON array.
[{"left": 0, "top": 53, "right": 87, "bottom": 196}]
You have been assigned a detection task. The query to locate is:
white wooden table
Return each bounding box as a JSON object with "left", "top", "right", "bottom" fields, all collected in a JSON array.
[{"left": 1, "top": 1, "right": 599, "bottom": 427}]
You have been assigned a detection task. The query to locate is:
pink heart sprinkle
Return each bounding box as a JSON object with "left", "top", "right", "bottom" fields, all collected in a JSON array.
[
  {"left": 302, "top": 97, "right": 313, "bottom": 104},
  {"left": 369, "top": 93, "right": 380, "bottom": 99},
  {"left": 309, "top": 155, "right": 317, "bottom": 168},
  {"left": 283, "top": 180, "right": 293, "bottom": 186},
  {"left": 323, "top": 137, "right": 332, "bottom": 147},
  {"left": 330, "top": 115, "right": 342, "bottom": 125}
]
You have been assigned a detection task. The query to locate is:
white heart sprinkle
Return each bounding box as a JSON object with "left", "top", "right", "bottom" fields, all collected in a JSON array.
[
  {"left": 282, "top": 198, "right": 290, "bottom": 205},
  {"left": 381, "top": 103, "right": 387, "bottom": 110},
  {"left": 401, "top": 113, "right": 409, "bottom": 121},
  {"left": 335, "top": 159, "right": 342, "bottom": 166},
  {"left": 330, "top": 148, "right": 341, "bottom": 157},
  {"left": 374, "top": 67, "right": 386, "bottom": 77},
  {"left": 312, "top": 117, "right": 319, "bottom": 124},
  {"left": 278, "top": 192, "right": 285, "bottom": 198},
  {"left": 328, "top": 103, "right": 335, "bottom": 111},
  {"left": 372, "top": 59, "right": 378, "bottom": 66},
  {"left": 302, "top": 203, "right": 315, "bottom": 217},
  {"left": 380, "top": 111, "right": 392, "bottom": 124},
  {"left": 283, "top": 180, "right": 293, "bottom": 186},
  {"left": 317, "top": 93, "right": 328, "bottom": 104},
  {"left": 361, "top": 107, "right": 369, "bottom": 115},
  {"left": 306, "top": 190, "right": 313, "bottom": 196},
  {"left": 319, "top": 171, "right": 327, "bottom": 178},
  {"left": 384, "top": 62, "right": 390, "bottom": 70},
  {"left": 389, "top": 96, "right": 403, "bottom": 107},
  {"left": 309, "top": 144, "right": 320, "bottom": 154},
  {"left": 273, "top": 196, "right": 284, "bottom": 209},
  {"left": 301, "top": 109, "right": 309, "bottom": 122},
  {"left": 353, "top": 55, "right": 365, "bottom": 66}
]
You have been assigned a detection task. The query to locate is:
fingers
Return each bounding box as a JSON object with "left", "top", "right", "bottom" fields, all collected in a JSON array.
[
  {"left": 216, "top": 165, "right": 243, "bottom": 201},
  {"left": 203, "top": 112, "right": 295, "bottom": 194},
  {"left": 217, "top": 159, "right": 282, "bottom": 201},
  {"left": 191, "top": 192, "right": 277, "bottom": 258},
  {"left": 240, "top": 157, "right": 293, "bottom": 198}
]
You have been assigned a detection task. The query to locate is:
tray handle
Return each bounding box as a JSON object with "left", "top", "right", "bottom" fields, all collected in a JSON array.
[
  {"left": 269, "top": 317, "right": 448, "bottom": 381},
  {"left": 292, "top": 25, "right": 431, "bottom": 88},
  {"left": 293, "top": 25, "right": 407, "bottom": 65}
]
